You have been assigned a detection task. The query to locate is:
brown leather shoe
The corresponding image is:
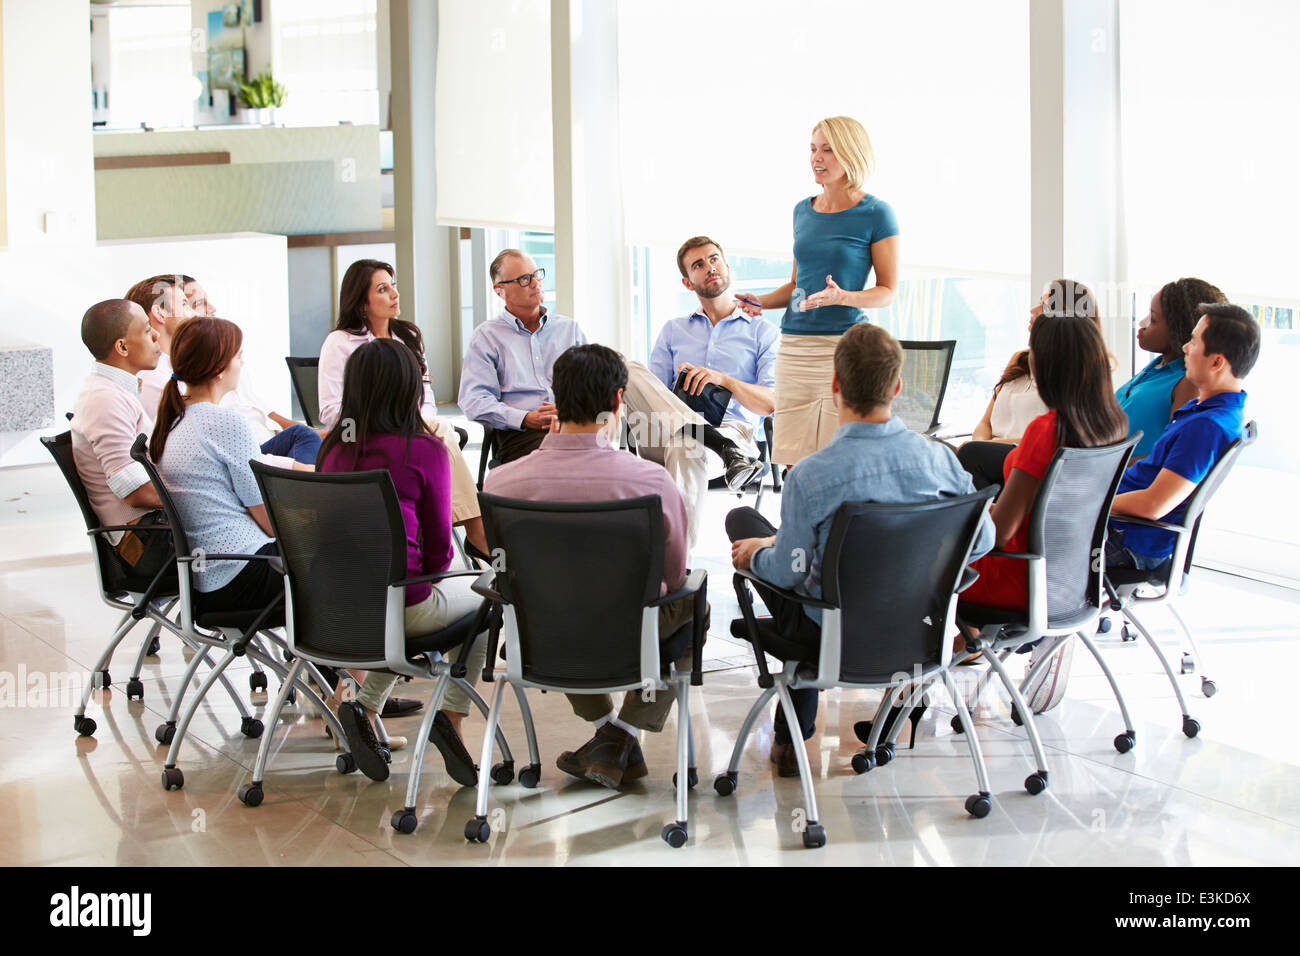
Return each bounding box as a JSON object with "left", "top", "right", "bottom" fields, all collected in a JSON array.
[
  {"left": 622, "top": 738, "right": 648, "bottom": 782},
  {"left": 556, "top": 730, "right": 605, "bottom": 780},
  {"left": 770, "top": 741, "right": 800, "bottom": 778},
  {"left": 584, "top": 724, "right": 637, "bottom": 790}
]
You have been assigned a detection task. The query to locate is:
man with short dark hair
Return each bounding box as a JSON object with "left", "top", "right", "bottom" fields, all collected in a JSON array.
[
  {"left": 70, "top": 299, "right": 172, "bottom": 582},
  {"left": 1109, "top": 303, "right": 1260, "bottom": 572},
  {"left": 728, "top": 323, "right": 994, "bottom": 776},
  {"left": 483, "top": 344, "right": 709, "bottom": 790}
]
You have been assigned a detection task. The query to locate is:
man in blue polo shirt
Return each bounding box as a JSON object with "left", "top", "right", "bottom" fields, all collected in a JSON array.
[
  {"left": 634, "top": 235, "right": 778, "bottom": 537},
  {"left": 1109, "top": 303, "right": 1260, "bottom": 572}
]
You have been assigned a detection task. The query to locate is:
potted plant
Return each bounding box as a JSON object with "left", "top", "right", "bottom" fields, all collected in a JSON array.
[{"left": 238, "top": 69, "right": 287, "bottom": 125}]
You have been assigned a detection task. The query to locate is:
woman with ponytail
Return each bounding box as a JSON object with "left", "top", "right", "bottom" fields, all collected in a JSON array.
[
  {"left": 319, "top": 259, "right": 488, "bottom": 555},
  {"left": 150, "top": 317, "right": 283, "bottom": 615},
  {"left": 316, "top": 338, "right": 486, "bottom": 784}
]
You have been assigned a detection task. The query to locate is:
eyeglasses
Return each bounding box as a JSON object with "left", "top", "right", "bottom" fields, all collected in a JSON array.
[{"left": 496, "top": 268, "right": 546, "bottom": 287}]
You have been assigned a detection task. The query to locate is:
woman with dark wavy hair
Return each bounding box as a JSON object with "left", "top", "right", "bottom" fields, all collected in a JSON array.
[
  {"left": 959, "top": 281, "right": 1129, "bottom": 614},
  {"left": 318, "top": 258, "right": 487, "bottom": 554},
  {"left": 1116, "top": 277, "right": 1227, "bottom": 458},
  {"left": 316, "top": 339, "right": 486, "bottom": 784}
]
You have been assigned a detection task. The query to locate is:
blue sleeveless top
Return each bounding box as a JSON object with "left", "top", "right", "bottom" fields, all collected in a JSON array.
[{"left": 1116, "top": 355, "right": 1185, "bottom": 458}]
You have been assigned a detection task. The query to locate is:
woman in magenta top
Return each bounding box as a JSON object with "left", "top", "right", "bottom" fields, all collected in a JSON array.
[
  {"left": 961, "top": 280, "right": 1129, "bottom": 612},
  {"left": 317, "top": 338, "right": 485, "bottom": 786}
]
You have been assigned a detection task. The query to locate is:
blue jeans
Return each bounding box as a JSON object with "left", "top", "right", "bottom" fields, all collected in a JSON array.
[
  {"left": 260, "top": 424, "right": 322, "bottom": 465},
  {"left": 1105, "top": 529, "right": 1172, "bottom": 575}
]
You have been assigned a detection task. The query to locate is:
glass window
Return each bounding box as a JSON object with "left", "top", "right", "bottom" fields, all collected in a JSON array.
[{"left": 276, "top": 0, "right": 380, "bottom": 127}]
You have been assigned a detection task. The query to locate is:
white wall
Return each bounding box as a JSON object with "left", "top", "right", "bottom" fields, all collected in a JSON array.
[
  {"left": 0, "top": 232, "right": 291, "bottom": 467},
  {"left": 1, "top": 0, "right": 95, "bottom": 247}
]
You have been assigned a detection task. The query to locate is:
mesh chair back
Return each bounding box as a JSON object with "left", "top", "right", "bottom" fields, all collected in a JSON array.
[
  {"left": 252, "top": 463, "right": 406, "bottom": 662},
  {"left": 1176, "top": 419, "right": 1257, "bottom": 576},
  {"left": 479, "top": 493, "right": 664, "bottom": 688},
  {"left": 1027, "top": 435, "right": 1140, "bottom": 623},
  {"left": 285, "top": 357, "right": 321, "bottom": 428},
  {"left": 821, "top": 489, "right": 997, "bottom": 681},
  {"left": 897, "top": 340, "right": 956, "bottom": 433},
  {"left": 42, "top": 430, "right": 130, "bottom": 594}
]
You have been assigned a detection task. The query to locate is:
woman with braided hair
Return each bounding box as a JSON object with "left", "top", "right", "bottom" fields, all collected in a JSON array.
[{"left": 1116, "top": 277, "right": 1227, "bottom": 458}]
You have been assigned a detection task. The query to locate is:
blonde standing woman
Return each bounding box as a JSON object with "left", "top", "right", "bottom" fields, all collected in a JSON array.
[{"left": 743, "top": 116, "right": 900, "bottom": 465}]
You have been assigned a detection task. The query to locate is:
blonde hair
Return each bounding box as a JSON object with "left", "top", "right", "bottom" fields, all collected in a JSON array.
[{"left": 814, "top": 116, "right": 876, "bottom": 191}]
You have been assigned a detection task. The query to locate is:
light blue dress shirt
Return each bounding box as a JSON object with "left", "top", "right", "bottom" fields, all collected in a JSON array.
[
  {"left": 649, "top": 308, "right": 779, "bottom": 429},
  {"left": 458, "top": 307, "right": 587, "bottom": 430},
  {"left": 750, "top": 418, "right": 995, "bottom": 623}
]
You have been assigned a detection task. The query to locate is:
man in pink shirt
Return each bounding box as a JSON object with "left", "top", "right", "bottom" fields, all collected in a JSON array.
[
  {"left": 484, "top": 344, "right": 709, "bottom": 789},
  {"left": 70, "top": 299, "right": 172, "bottom": 582}
]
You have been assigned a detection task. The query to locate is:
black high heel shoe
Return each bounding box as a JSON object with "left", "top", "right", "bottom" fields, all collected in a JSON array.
[{"left": 854, "top": 704, "right": 928, "bottom": 750}]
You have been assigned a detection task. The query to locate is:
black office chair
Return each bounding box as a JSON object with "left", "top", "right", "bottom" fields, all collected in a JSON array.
[
  {"left": 725, "top": 488, "right": 998, "bottom": 845},
  {"left": 897, "top": 339, "right": 957, "bottom": 436},
  {"left": 467, "top": 493, "right": 708, "bottom": 848},
  {"left": 127, "top": 437, "right": 327, "bottom": 792},
  {"left": 41, "top": 430, "right": 183, "bottom": 732},
  {"left": 1103, "top": 421, "right": 1258, "bottom": 728},
  {"left": 955, "top": 434, "right": 1141, "bottom": 785},
  {"left": 248, "top": 462, "right": 516, "bottom": 818}
]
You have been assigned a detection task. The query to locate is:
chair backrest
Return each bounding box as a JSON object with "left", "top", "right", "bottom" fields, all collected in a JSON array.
[
  {"left": 41, "top": 430, "right": 129, "bottom": 595},
  {"left": 285, "top": 356, "right": 321, "bottom": 428},
  {"left": 820, "top": 487, "right": 997, "bottom": 683},
  {"left": 479, "top": 493, "right": 664, "bottom": 688},
  {"left": 1176, "top": 419, "right": 1258, "bottom": 576},
  {"left": 252, "top": 462, "right": 406, "bottom": 663},
  {"left": 897, "top": 339, "right": 956, "bottom": 433},
  {"left": 1027, "top": 433, "right": 1141, "bottom": 623}
]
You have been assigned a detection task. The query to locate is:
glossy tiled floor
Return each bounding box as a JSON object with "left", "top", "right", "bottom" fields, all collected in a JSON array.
[{"left": 2, "top": 423, "right": 1298, "bottom": 866}]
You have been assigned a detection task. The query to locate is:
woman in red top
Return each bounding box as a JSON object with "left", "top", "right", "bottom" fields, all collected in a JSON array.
[{"left": 960, "top": 279, "right": 1129, "bottom": 611}]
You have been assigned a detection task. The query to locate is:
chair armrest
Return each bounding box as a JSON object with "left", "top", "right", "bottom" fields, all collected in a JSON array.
[
  {"left": 732, "top": 567, "right": 837, "bottom": 610},
  {"left": 178, "top": 552, "right": 283, "bottom": 575},
  {"left": 957, "top": 567, "right": 980, "bottom": 593},
  {"left": 394, "top": 569, "right": 484, "bottom": 589},
  {"left": 87, "top": 523, "right": 171, "bottom": 536},
  {"left": 647, "top": 568, "right": 707, "bottom": 608},
  {"left": 470, "top": 569, "right": 505, "bottom": 603},
  {"left": 1109, "top": 514, "right": 1189, "bottom": 534},
  {"left": 986, "top": 549, "right": 1041, "bottom": 562}
]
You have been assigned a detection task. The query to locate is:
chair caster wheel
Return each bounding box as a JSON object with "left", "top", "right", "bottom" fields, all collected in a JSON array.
[
  {"left": 1120, "top": 624, "right": 1135, "bottom": 642},
  {"left": 874, "top": 743, "right": 894, "bottom": 766},
  {"left": 74, "top": 715, "right": 97, "bottom": 737},
  {"left": 465, "top": 817, "right": 490, "bottom": 843},
  {"left": 1201, "top": 678, "right": 1217, "bottom": 698},
  {"left": 950, "top": 714, "right": 965, "bottom": 734},
  {"left": 1182, "top": 716, "right": 1200, "bottom": 738},
  {"left": 126, "top": 678, "right": 144, "bottom": 701},
  {"left": 851, "top": 750, "right": 876, "bottom": 774},
  {"left": 802, "top": 823, "right": 826, "bottom": 848},
  {"left": 518, "top": 763, "right": 541, "bottom": 788},
  {"left": 1010, "top": 707, "right": 1024, "bottom": 727},
  {"left": 661, "top": 822, "right": 688, "bottom": 848},
  {"left": 391, "top": 809, "right": 418, "bottom": 834},
  {"left": 1180, "top": 653, "right": 1195, "bottom": 675},
  {"left": 1113, "top": 731, "right": 1136, "bottom": 754},
  {"left": 285, "top": 687, "right": 297, "bottom": 705},
  {"left": 491, "top": 760, "right": 515, "bottom": 785},
  {"left": 237, "top": 783, "right": 263, "bottom": 807},
  {"left": 161, "top": 767, "right": 184, "bottom": 791},
  {"left": 249, "top": 672, "right": 268, "bottom": 692},
  {"left": 240, "top": 716, "right": 264, "bottom": 739},
  {"left": 147, "top": 635, "right": 161, "bottom": 656},
  {"left": 1025, "top": 770, "right": 1048, "bottom": 795},
  {"left": 155, "top": 722, "right": 176, "bottom": 745},
  {"left": 713, "top": 772, "right": 737, "bottom": 796},
  {"left": 965, "top": 792, "right": 991, "bottom": 818},
  {"left": 336, "top": 753, "right": 356, "bottom": 774},
  {"left": 98, "top": 670, "right": 111, "bottom": 689},
  {"left": 672, "top": 768, "right": 698, "bottom": 789},
  {"left": 1097, "top": 616, "right": 1112, "bottom": 633}
]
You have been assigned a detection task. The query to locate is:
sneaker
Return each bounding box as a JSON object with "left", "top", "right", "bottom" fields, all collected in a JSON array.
[
  {"left": 1025, "top": 638, "right": 1074, "bottom": 714},
  {"left": 427, "top": 710, "right": 479, "bottom": 787},
  {"left": 337, "top": 700, "right": 391, "bottom": 782},
  {"left": 584, "top": 724, "right": 638, "bottom": 790},
  {"left": 723, "top": 449, "right": 763, "bottom": 492}
]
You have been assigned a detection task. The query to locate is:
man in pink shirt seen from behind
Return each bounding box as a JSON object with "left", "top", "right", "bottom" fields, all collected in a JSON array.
[{"left": 484, "top": 344, "right": 710, "bottom": 790}]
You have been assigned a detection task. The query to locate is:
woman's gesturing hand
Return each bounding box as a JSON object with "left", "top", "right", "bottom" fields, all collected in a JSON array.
[{"left": 800, "top": 275, "right": 846, "bottom": 310}]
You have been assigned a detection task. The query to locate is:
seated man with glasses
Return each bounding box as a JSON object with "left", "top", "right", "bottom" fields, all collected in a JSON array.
[{"left": 458, "top": 250, "right": 586, "bottom": 463}]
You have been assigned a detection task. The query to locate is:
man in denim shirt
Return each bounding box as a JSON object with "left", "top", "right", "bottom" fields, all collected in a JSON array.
[{"left": 729, "top": 323, "right": 994, "bottom": 776}]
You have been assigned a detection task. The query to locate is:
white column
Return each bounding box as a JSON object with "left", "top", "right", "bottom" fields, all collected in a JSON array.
[
  {"left": 1029, "top": 0, "right": 1066, "bottom": 299},
  {"left": 550, "top": 0, "right": 629, "bottom": 352}
]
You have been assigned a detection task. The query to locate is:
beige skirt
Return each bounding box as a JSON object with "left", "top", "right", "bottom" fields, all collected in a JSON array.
[{"left": 772, "top": 333, "right": 842, "bottom": 466}]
